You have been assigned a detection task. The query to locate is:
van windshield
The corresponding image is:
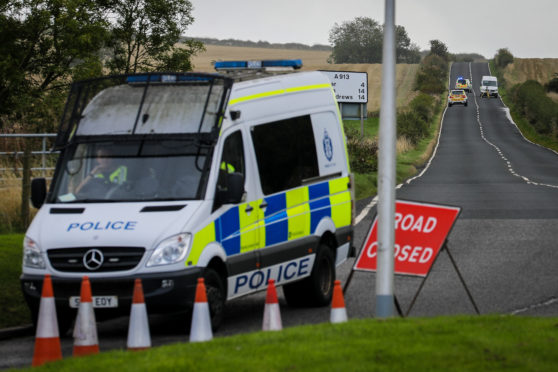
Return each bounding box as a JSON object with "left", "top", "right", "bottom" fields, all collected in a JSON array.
[
  {"left": 50, "top": 139, "right": 210, "bottom": 203},
  {"left": 483, "top": 80, "right": 497, "bottom": 87}
]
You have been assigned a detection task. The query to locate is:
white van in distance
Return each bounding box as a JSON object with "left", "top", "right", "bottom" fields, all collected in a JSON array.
[
  {"left": 21, "top": 59, "right": 355, "bottom": 333},
  {"left": 480, "top": 75, "right": 498, "bottom": 98}
]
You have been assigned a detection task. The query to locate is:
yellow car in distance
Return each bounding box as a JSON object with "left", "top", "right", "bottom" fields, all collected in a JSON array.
[
  {"left": 455, "top": 76, "right": 471, "bottom": 92},
  {"left": 448, "top": 89, "right": 468, "bottom": 107}
]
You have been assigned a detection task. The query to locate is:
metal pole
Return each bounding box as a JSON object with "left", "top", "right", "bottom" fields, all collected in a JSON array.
[
  {"left": 360, "top": 103, "right": 364, "bottom": 137},
  {"left": 376, "top": 0, "right": 396, "bottom": 318},
  {"left": 42, "top": 136, "right": 47, "bottom": 177}
]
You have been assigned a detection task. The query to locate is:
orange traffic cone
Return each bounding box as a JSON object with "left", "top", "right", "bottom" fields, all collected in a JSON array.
[
  {"left": 262, "top": 279, "right": 282, "bottom": 331},
  {"left": 73, "top": 276, "right": 99, "bottom": 356},
  {"left": 189, "top": 277, "right": 213, "bottom": 342},
  {"left": 127, "top": 278, "right": 151, "bottom": 350},
  {"left": 330, "top": 280, "right": 347, "bottom": 323},
  {"left": 32, "top": 274, "right": 62, "bottom": 366}
]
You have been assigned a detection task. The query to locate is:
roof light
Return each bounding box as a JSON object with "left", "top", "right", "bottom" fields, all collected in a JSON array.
[
  {"left": 126, "top": 74, "right": 212, "bottom": 84},
  {"left": 214, "top": 59, "right": 302, "bottom": 71}
]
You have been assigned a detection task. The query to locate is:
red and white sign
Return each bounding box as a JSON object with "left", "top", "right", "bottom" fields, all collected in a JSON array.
[{"left": 354, "top": 200, "right": 460, "bottom": 277}]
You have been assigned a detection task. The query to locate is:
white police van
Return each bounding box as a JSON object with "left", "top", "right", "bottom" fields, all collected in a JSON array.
[
  {"left": 21, "top": 59, "right": 355, "bottom": 333},
  {"left": 480, "top": 75, "right": 498, "bottom": 97}
]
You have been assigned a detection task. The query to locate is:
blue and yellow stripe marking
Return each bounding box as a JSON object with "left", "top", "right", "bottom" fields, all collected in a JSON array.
[{"left": 189, "top": 176, "right": 351, "bottom": 265}]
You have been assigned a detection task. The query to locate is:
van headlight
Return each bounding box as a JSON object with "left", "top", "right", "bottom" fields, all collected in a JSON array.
[
  {"left": 147, "top": 233, "right": 191, "bottom": 267},
  {"left": 23, "top": 237, "right": 46, "bottom": 269}
]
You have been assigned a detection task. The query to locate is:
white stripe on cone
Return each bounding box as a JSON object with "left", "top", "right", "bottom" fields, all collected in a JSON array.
[
  {"left": 127, "top": 303, "right": 151, "bottom": 349},
  {"left": 36, "top": 297, "right": 59, "bottom": 338},
  {"left": 73, "top": 301, "right": 98, "bottom": 347},
  {"left": 189, "top": 302, "right": 213, "bottom": 342},
  {"left": 330, "top": 307, "right": 348, "bottom": 323},
  {"left": 263, "top": 302, "right": 282, "bottom": 331}
]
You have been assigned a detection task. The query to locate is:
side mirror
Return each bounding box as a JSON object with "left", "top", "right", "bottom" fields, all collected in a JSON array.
[
  {"left": 31, "top": 178, "right": 47, "bottom": 208},
  {"left": 226, "top": 172, "right": 244, "bottom": 204},
  {"left": 215, "top": 172, "right": 244, "bottom": 208}
]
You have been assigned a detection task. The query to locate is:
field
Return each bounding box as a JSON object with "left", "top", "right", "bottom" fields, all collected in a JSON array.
[
  {"left": 191, "top": 45, "right": 419, "bottom": 112},
  {"left": 502, "top": 58, "right": 558, "bottom": 85}
]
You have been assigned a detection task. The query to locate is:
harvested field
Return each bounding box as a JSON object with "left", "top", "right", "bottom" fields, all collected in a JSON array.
[
  {"left": 502, "top": 58, "right": 558, "bottom": 85},
  {"left": 191, "top": 44, "right": 419, "bottom": 112}
]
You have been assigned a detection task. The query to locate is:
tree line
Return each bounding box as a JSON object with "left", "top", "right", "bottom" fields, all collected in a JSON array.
[{"left": 1, "top": 0, "right": 203, "bottom": 132}]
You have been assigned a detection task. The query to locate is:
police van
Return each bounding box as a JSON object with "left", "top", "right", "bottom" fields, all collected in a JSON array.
[
  {"left": 480, "top": 75, "right": 498, "bottom": 98},
  {"left": 21, "top": 59, "right": 355, "bottom": 333}
]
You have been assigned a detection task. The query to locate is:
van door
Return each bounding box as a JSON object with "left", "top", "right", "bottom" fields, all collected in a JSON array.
[
  {"left": 214, "top": 130, "right": 265, "bottom": 289},
  {"left": 250, "top": 115, "right": 321, "bottom": 276}
]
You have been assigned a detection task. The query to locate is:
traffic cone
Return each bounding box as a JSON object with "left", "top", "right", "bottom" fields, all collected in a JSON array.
[
  {"left": 262, "top": 279, "right": 282, "bottom": 331},
  {"left": 189, "top": 277, "right": 213, "bottom": 342},
  {"left": 330, "top": 280, "right": 348, "bottom": 323},
  {"left": 73, "top": 276, "right": 99, "bottom": 356},
  {"left": 127, "top": 278, "right": 151, "bottom": 350},
  {"left": 32, "top": 274, "right": 62, "bottom": 366}
]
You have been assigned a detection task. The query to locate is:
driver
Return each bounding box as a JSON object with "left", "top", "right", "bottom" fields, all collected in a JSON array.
[{"left": 75, "top": 148, "right": 127, "bottom": 194}]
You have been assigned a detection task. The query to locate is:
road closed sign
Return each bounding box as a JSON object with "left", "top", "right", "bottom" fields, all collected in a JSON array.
[{"left": 354, "top": 200, "right": 461, "bottom": 277}]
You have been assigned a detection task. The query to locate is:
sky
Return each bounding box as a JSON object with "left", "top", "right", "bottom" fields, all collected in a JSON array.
[{"left": 187, "top": 0, "right": 558, "bottom": 59}]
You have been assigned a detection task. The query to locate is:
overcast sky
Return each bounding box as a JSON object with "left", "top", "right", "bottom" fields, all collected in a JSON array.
[{"left": 187, "top": 0, "right": 558, "bottom": 59}]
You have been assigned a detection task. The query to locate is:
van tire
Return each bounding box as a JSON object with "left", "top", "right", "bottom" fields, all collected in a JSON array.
[
  {"left": 203, "top": 268, "right": 226, "bottom": 331},
  {"left": 283, "top": 244, "right": 335, "bottom": 307}
]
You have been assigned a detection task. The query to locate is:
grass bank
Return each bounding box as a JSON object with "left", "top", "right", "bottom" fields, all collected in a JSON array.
[
  {"left": 490, "top": 60, "right": 558, "bottom": 153},
  {"left": 19, "top": 315, "right": 558, "bottom": 371},
  {"left": 0, "top": 233, "right": 29, "bottom": 328}
]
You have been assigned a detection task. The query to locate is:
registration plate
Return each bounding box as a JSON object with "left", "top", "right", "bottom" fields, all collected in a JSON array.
[{"left": 69, "top": 296, "right": 118, "bottom": 308}]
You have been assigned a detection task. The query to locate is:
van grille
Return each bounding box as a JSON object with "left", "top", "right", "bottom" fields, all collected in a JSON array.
[{"left": 47, "top": 247, "right": 145, "bottom": 272}]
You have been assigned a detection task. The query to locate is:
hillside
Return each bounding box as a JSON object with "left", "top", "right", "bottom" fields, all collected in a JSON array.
[
  {"left": 502, "top": 58, "right": 558, "bottom": 85},
  {"left": 191, "top": 44, "right": 419, "bottom": 112}
]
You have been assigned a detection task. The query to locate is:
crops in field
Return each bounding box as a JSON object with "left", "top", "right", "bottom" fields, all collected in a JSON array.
[
  {"left": 502, "top": 58, "right": 558, "bottom": 85},
  {"left": 191, "top": 45, "right": 419, "bottom": 112}
]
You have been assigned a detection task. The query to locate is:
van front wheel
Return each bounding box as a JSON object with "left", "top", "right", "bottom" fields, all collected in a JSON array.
[
  {"left": 203, "top": 268, "right": 226, "bottom": 331},
  {"left": 283, "top": 244, "right": 335, "bottom": 307}
]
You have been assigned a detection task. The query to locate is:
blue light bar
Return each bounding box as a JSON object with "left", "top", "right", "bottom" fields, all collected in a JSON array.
[
  {"left": 126, "top": 74, "right": 212, "bottom": 83},
  {"left": 214, "top": 59, "right": 302, "bottom": 70},
  {"left": 457, "top": 76, "right": 464, "bottom": 80}
]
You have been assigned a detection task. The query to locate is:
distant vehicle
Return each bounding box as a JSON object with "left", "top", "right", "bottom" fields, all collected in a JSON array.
[
  {"left": 455, "top": 76, "right": 471, "bottom": 92},
  {"left": 480, "top": 75, "right": 498, "bottom": 97},
  {"left": 465, "top": 79, "right": 472, "bottom": 92},
  {"left": 448, "top": 89, "right": 468, "bottom": 107}
]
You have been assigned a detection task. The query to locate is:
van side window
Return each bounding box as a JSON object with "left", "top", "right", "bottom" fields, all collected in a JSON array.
[
  {"left": 216, "top": 130, "right": 245, "bottom": 192},
  {"left": 251, "top": 115, "right": 319, "bottom": 195}
]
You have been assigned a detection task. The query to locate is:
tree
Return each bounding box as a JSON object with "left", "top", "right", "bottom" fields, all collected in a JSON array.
[
  {"left": 0, "top": 0, "right": 205, "bottom": 131},
  {"left": 106, "top": 0, "right": 205, "bottom": 74},
  {"left": 494, "top": 48, "right": 514, "bottom": 69},
  {"left": 0, "top": 0, "right": 109, "bottom": 129},
  {"left": 328, "top": 17, "right": 420, "bottom": 64},
  {"left": 394, "top": 25, "right": 421, "bottom": 64},
  {"left": 429, "top": 39, "right": 449, "bottom": 61}
]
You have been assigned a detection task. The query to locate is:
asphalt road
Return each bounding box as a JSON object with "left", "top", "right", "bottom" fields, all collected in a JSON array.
[{"left": 2, "top": 62, "right": 558, "bottom": 369}]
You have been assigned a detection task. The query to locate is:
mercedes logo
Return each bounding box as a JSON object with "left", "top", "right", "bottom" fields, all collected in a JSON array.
[{"left": 83, "top": 249, "right": 104, "bottom": 271}]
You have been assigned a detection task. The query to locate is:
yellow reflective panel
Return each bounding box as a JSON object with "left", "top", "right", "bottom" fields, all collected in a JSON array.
[
  {"left": 286, "top": 187, "right": 310, "bottom": 241},
  {"left": 329, "top": 177, "right": 349, "bottom": 194},
  {"left": 189, "top": 222, "right": 216, "bottom": 265},
  {"left": 330, "top": 191, "right": 351, "bottom": 228},
  {"left": 239, "top": 200, "right": 264, "bottom": 252}
]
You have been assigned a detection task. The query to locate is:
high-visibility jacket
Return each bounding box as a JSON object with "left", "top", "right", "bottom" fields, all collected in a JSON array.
[{"left": 94, "top": 166, "right": 127, "bottom": 184}]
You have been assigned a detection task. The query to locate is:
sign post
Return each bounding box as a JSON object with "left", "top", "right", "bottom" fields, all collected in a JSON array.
[{"left": 319, "top": 71, "right": 368, "bottom": 136}]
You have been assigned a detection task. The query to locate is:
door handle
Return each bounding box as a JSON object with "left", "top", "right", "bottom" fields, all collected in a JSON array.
[{"left": 259, "top": 202, "right": 268, "bottom": 209}]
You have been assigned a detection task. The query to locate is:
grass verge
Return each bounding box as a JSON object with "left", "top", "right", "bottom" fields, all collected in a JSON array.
[
  {"left": 0, "top": 233, "right": 30, "bottom": 328},
  {"left": 19, "top": 315, "right": 558, "bottom": 371},
  {"left": 345, "top": 94, "right": 445, "bottom": 201}
]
